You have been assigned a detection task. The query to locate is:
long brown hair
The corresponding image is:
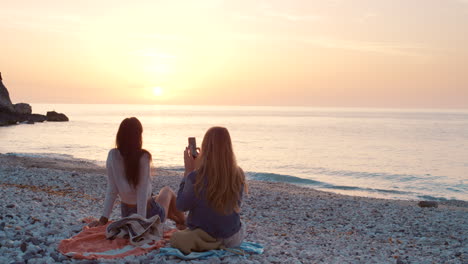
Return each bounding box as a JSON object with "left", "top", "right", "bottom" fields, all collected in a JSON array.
[
  {"left": 194, "top": 126, "right": 247, "bottom": 215},
  {"left": 115, "top": 117, "right": 151, "bottom": 187}
]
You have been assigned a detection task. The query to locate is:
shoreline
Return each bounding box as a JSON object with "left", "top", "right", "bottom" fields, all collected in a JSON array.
[
  {"left": 0, "top": 153, "right": 467, "bottom": 263},
  {"left": 2, "top": 152, "right": 466, "bottom": 203}
]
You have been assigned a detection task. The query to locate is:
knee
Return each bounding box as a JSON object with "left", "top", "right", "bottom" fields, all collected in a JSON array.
[{"left": 160, "top": 186, "right": 175, "bottom": 195}]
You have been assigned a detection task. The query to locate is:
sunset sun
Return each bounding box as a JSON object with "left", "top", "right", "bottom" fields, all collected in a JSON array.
[{"left": 152, "top": 87, "right": 163, "bottom": 97}]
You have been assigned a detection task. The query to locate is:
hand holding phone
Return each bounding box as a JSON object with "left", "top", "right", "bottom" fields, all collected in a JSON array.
[{"left": 188, "top": 137, "right": 198, "bottom": 158}]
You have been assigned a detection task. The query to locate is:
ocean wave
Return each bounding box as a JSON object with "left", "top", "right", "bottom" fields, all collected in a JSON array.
[
  {"left": 247, "top": 171, "right": 414, "bottom": 196},
  {"left": 301, "top": 167, "right": 443, "bottom": 182},
  {"left": 416, "top": 195, "right": 449, "bottom": 201},
  {"left": 5, "top": 152, "right": 76, "bottom": 160},
  {"left": 4, "top": 152, "right": 104, "bottom": 166}
]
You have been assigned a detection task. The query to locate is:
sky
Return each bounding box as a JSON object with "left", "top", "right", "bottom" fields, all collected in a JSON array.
[{"left": 1, "top": 0, "right": 468, "bottom": 108}]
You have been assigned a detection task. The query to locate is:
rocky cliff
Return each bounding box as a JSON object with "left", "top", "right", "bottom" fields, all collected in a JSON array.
[{"left": 0, "top": 72, "right": 14, "bottom": 112}]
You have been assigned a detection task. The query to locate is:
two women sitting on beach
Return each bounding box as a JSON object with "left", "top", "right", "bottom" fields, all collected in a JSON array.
[{"left": 90, "top": 117, "right": 247, "bottom": 248}]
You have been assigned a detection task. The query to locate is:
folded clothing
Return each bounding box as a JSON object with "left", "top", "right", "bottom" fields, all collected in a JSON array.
[{"left": 106, "top": 213, "right": 163, "bottom": 246}]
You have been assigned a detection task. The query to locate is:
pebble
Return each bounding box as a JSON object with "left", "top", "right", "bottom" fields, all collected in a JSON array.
[
  {"left": 418, "top": 201, "right": 438, "bottom": 208},
  {"left": 20, "top": 242, "right": 27, "bottom": 252},
  {"left": 49, "top": 252, "right": 60, "bottom": 262},
  {"left": 22, "top": 252, "right": 35, "bottom": 261}
]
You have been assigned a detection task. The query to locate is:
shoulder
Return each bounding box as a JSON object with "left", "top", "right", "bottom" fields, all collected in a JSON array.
[
  {"left": 139, "top": 151, "right": 152, "bottom": 166},
  {"left": 238, "top": 167, "right": 245, "bottom": 177},
  {"left": 140, "top": 151, "right": 151, "bottom": 161},
  {"left": 107, "top": 148, "right": 120, "bottom": 161},
  {"left": 187, "top": 170, "right": 198, "bottom": 183},
  {"left": 108, "top": 148, "right": 119, "bottom": 156}
]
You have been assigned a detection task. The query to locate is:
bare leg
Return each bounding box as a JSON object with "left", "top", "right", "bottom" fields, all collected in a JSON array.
[{"left": 155, "top": 186, "right": 186, "bottom": 229}]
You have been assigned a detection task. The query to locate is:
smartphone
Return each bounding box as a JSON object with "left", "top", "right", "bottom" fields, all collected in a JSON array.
[{"left": 188, "top": 137, "right": 198, "bottom": 158}]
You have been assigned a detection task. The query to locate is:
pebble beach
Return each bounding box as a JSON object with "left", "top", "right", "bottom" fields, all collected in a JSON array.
[{"left": 0, "top": 153, "right": 467, "bottom": 264}]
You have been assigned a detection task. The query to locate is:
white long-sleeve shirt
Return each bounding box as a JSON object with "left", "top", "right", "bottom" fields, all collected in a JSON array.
[{"left": 102, "top": 148, "right": 152, "bottom": 218}]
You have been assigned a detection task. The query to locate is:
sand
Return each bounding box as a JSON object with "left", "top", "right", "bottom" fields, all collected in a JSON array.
[{"left": 0, "top": 153, "right": 466, "bottom": 264}]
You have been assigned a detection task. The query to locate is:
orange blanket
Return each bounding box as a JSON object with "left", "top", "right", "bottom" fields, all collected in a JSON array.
[{"left": 58, "top": 222, "right": 177, "bottom": 260}]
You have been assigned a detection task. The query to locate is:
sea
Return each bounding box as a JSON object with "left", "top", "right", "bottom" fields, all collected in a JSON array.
[{"left": 1, "top": 104, "right": 467, "bottom": 201}]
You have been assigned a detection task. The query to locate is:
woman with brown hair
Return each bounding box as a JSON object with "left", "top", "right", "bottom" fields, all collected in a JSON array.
[
  {"left": 177, "top": 126, "right": 247, "bottom": 247},
  {"left": 90, "top": 117, "right": 185, "bottom": 227}
]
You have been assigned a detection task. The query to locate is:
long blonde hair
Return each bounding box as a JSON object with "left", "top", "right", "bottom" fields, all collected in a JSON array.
[{"left": 194, "top": 127, "right": 247, "bottom": 215}]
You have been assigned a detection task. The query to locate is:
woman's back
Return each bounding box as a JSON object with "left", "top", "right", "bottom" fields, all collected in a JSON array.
[
  {"left": 106, "top": 148, "right": 152, "bottom": 204},
  {"left": 176, "top": 170, "right": 243, "bottom": 238}
]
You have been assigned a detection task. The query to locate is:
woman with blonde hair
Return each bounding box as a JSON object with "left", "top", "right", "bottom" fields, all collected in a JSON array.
[{"left": 176, "top": 126, "right": 247, "bottom": 247}]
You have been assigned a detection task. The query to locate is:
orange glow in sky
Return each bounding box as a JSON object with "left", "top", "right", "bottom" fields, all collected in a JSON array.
[{"left": 1, "top": 0, "right": 468, "bottom": 108}]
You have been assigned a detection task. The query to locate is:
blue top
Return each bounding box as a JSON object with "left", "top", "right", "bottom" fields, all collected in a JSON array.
[{"left": 176, "top": 171, "right": 242, "bottom": 239}]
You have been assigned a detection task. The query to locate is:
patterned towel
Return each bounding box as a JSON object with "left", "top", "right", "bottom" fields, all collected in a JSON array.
[
  {"left": 158, "top": 242, "right": 264, "bottom": 260},
  {"left": 58, "top": 218, "right": 177, "bottom": 260}
]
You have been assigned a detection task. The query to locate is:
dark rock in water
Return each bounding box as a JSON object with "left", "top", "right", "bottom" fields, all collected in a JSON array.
[
  {"left": 46, "top": 111, "right": 69, "bottom": 122},
  {"left": 0, "top": 111, "right": 17, "bottom": 126},
  {"left": 418, "top": 201, "right": 438, "bottom": 208},
  {"left": 28, "top": 113, "right": 46, "bottom": 123},
  {"left": 6, "top": 204, "right": 16, "bottom": 208},
  {"left": 14, "top": 103, "right": 32, "bottom": 115}
]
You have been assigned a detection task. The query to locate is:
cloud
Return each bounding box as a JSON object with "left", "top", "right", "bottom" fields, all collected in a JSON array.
[
  {"left": 358, "top": 12, "right": 378, "bottom": 23},
  {"left": 131, "top": 33, "right": 185, "bottom": 41},
  {"left": 305, "top": 36, "right": 430, "bottom": 57},
  {"left": 233, "top": 1, "right": 323, "bottom": 23},
  {"left": 263, "top": 10, "right": 323, "bottom": 22},
  {"left": 130, "top": 49, "right": 176, "bottom": 59},
  {"left": 0, "top": 9, "right": 85, "bottom": 34}
]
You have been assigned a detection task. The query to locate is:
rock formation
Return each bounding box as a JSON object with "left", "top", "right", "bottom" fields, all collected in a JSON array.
[
  {"left": 0, "top": 72, "right": 69, "bottom": 126},
  {"left": 46, "top": 111, "right": 69, "bottom": 122},
  {"left": 13, "top": 103, "right": 32, "bottom": 115},
  {"left": 0, "top": 72, "right": 14, "bottom": 112}
]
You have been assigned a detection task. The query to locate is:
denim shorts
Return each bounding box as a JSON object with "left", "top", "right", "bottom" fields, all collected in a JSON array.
[{"left": 120, "top": 198, "right": 166, "bottom": 222}]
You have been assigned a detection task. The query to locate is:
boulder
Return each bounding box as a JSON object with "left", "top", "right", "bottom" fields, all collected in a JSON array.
[
  {"left": 418, "top": 201, "right": 438, "bottom": 208},
  {"left": 46, "top": 111, "right": 69, "bottom": 122},
  {"left": 14, "top": 103, "right": 32, "bottom": 115},
  {"left": 0, "top": 111, "right": 18, "bottom": 126},
  {"left": 28, "top": 114, "right": 46, "bottom": 123},
  {"left": 0, "top": 72, "right": 14, "bottom": 112}
]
